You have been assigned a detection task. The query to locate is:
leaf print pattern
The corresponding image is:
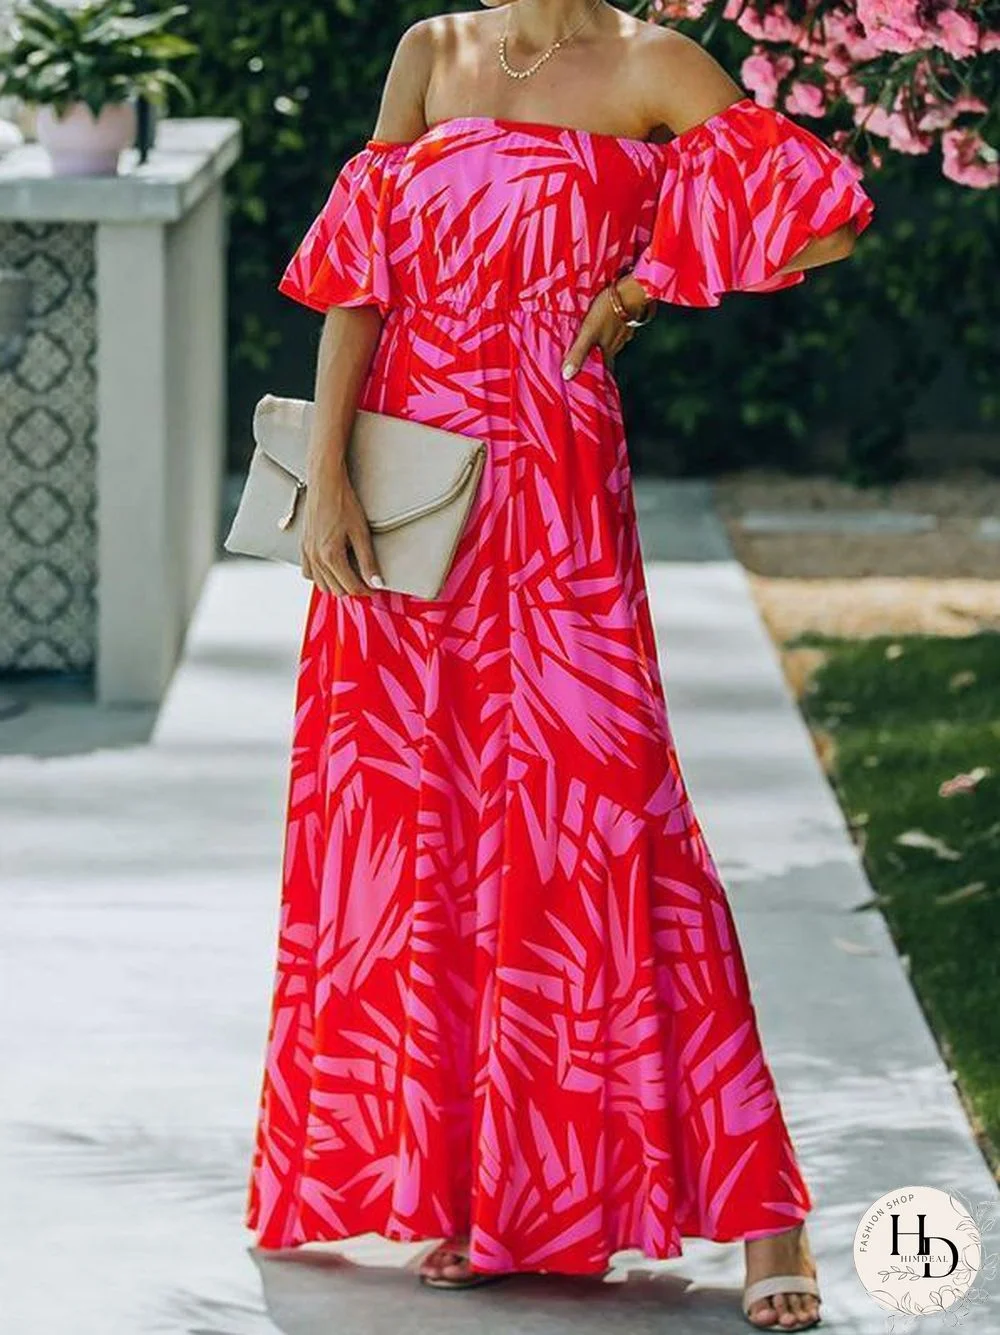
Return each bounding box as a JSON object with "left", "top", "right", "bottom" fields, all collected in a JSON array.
[
  {"left": 245, "top": 99, "right": 875, "bottom": 1274},
  {"left": 630, "top": 97, "right": 875, "bottom": 305}
]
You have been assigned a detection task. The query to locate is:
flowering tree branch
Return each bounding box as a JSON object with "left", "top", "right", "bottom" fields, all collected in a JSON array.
[{"left": 650, "top": 0, "right": 1000, "bottom": 187}]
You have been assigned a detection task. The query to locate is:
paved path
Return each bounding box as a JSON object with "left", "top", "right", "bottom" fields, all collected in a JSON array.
[{"left": 1, "top": 481, "right": 996, "bottom": 1334}]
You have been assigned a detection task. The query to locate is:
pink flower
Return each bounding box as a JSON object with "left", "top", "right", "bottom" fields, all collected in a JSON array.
[
  {"left": 859, "top": 103, "right": 934, "bottom": 153},
  {"left": 942, "top": 129, "right": 1000, "bottom": 187},
  {"left": 932, "top": 6, "right": 981, "bottom": 57},
  {"left": 981, "top": 30, "right": 1000, "bottom": 50},
  {"left": 786, "top": 81, "right": 827, "bottom": 117},
  {"left": 730, "top": 2, "right": 804, "bottom": 43},
  {"left": 823, "top": 52, "right": 852, "bottom": 78},
  {"left": 842, "top": 76, "right": 871, "bottom": 107},
  {"left": 856, "top": 0, "right": 930, "bottom": 52},
  {"left": 918, "top": 92, "right": 989, "bottom": 131},
  {"left": 650, "top": 0, "right": 709, "bottom": 16},
  {"left": 820, "top": 11, "right": 884, "bottom": 64},
  {"left": 825, "top": 10, "right": 881, "bottom": 51},
  {"left": 740, "top": 51, "right": 794, "bottom": 107}
]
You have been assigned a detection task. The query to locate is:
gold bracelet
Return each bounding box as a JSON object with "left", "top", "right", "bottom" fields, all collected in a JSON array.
[
  {"left": 606, "top": 279, "right": 628, "bottom": 325},
  {"left": 607, "top": 277, "right": 653, "bottom": 329}
]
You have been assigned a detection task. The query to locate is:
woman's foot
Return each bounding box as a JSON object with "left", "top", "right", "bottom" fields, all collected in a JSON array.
[
  {"left": 419, "top": 1237, "right": 474, "bottom": 1285},
  {"left": 743, "top": 1224, "right": 821, "bottom": 1330},
  {"left": 418, "top": 1236, "right": 502, "bottom": 1289}
]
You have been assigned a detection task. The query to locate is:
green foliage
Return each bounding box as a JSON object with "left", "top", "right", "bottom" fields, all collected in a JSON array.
[
  {"left": 834, "top": 152, "right": 1000, "bottom": 485},
  {"left": 166, "top": 4, "right": 999, "bottom": 477},
  {"left": 171, "top": 0, "right": 447, "bottom": 381},
  {"left": 0, "top": 0, "right": 197, "bottom": 118},
  {"left": 616, "top": 274, "right": 861, "bottom": 477},
  {"left": 800, "top": 633, "right": 1000, "bottom": 1164},
  {"left": 622, "top": 19, "right": 1000, "bottom": 482}
]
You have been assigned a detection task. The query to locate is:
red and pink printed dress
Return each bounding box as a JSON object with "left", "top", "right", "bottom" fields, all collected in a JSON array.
[{"left": 245, "top": 96, "right": 875, "bottom": 1274}]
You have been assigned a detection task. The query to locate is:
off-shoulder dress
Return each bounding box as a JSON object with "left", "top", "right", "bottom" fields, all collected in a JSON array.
[{"left": 245, "top": 96, "right": 875, "bottom": 1275}]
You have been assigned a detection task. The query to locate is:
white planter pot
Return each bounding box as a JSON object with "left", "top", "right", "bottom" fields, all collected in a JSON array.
[{"left": 35, "top": 100, "right": 137, "bottom": 177}]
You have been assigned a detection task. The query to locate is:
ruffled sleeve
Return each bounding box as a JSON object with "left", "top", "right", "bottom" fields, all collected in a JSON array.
[
  {"left": 631, "top": 97, "right": 875, "bottom": 307},
  {"left": 277, "top": 139, "right": 408, "bottom": 317}
]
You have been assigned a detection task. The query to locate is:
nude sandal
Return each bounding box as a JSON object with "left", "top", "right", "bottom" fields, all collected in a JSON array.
[
  {"left": 742, "top": 1232, "right": 822, "bottom": 1330},
  {"left": 417, "top": 1241, "right": 505, "bottom": 1291},
  {"left": 742, "top": 1272, "right": 822, "bottom": 1329}
]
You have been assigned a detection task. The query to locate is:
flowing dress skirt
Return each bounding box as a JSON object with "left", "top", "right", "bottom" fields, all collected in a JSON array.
[{"left": 244, "top": 296, "right": 814, "bottom": 1273}]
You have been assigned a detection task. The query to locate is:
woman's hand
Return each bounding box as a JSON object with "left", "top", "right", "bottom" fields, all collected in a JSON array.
[
  {"left": 561, "top": 276, "right": 653, "bottom": 380},
  {"left": 301, "top": 463, "right": 384, "bottom": 597}
]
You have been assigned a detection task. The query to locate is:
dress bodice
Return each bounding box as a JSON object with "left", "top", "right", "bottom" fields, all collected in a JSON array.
[
  {"left": 366, "top": 116, "right": 670, "bottom": 317},
  {"left": 278, "top": 96, "right": 875, "bottom": 320}
]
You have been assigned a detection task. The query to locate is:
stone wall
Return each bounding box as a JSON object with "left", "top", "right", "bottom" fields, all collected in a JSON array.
[{"left": 0, "top": 220, "right": 97, "bottom": 670}]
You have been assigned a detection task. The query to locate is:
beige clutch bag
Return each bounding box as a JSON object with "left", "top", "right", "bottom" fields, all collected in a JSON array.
[{"left": 224, "top": 394, "right": 488, "bottom": 600}]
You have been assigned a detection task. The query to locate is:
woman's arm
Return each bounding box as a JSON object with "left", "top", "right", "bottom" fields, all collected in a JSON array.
[
  {"left": 303, "top": 308, "right": 384, "bottom": 595},
  {"left": 562, "top": 30, "right": 858, "bottom": 377},
  {"left": 302, "top": 21, "right": 434, "bottom": 596},
  {"left": 618, "top": 28, "right": 855, "bottom": 313}
]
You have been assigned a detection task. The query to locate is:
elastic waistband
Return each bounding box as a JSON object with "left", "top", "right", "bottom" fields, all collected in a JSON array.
[{"left": 390, "top": 297, "right": 589, "bottom": 321}]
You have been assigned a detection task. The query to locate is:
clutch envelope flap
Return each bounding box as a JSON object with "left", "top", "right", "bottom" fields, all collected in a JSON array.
[
  {"left": 252, "top": 394, "right": 485, "bottom": 530},
  {"left": 251, "top": 393, "right": 310, "bottom": 481}
]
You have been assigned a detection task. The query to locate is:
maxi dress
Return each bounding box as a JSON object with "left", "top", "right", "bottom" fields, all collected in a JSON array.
[{"left": 245, "top": 95, "right": 875, "bottom": 1275}]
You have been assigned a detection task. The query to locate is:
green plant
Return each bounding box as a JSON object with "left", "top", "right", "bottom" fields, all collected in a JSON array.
[
  {"left": 800, "top": 632, "right": 1000, "bottom": 1168},
  {"left": 0, "top": 0, "right": 198, "bottom": 117}
]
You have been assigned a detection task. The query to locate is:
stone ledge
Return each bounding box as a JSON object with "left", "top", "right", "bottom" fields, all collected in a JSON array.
[
  {"left": 0, "top": 117, "right": 241, "bottom": 223},
  {"left": 738, "top": 509, "right": 939, "bottom": 535}
]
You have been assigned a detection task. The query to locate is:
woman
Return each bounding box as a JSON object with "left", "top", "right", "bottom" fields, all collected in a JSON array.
[{"left": 245, "top": 1, "right": 875, "bottom": 1330}]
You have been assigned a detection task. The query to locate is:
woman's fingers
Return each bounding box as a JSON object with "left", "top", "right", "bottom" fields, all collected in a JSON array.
[
  {"left": 562, "top": 293, "right": 610, "bottom": 380},
  {"left": 349, "top": 521, "right": 385, "bottom": 590},
  {"left": 306, "top": 538, "right": 381, "bottom": 597},
  {"left": 562, "top": 327, "right": 596, "bottom": 380},
  {"left": 305, "top": 541, "right": 346, "bottom": 596},
  {"left": 602, "top": 324, "right": 632, "bottom": 368},
  {"left": 301, "top": 476, "right": 376, "bottom": 597},
  {"left": 563, "top": 288, "right": 640, "bottom": 380},
  {"left": 319, "top": 565, "right": 348, "bottom": 597},
  {"left": 313, "top": 562, "right": 340, "bottom": 597},
  {"left": 323, "top": 540, "right": 367, "bottom": 596}
]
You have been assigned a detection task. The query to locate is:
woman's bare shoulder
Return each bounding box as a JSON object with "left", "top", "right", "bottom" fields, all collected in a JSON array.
[
  {"left": 369, "top": 17, "right": 444, "bottom": 144},
  {"left": 371, "top": 11, "right": 497, "bottom": 142},
  {"left": 629, "top": 22, "right": 745, "bottom": 136}
]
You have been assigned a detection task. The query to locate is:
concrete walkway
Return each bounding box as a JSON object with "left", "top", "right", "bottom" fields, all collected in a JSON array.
[{"left": 1, "top": 480, "right": 996, "bottom": 1335}]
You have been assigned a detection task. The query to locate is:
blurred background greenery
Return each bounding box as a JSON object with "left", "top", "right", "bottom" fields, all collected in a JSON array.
[{"left": 171, "top": 0, "right": 1000, "bottom": 485}]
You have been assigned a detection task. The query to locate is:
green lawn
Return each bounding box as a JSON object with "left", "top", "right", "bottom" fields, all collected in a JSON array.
[{"left": 798, "top": 632, "right": 1000, "bottom": 1172}]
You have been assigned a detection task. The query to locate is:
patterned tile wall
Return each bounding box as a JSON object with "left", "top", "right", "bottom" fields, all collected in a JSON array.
[{"left": 0, "top": 221, "right": 97, "bottom": 672}]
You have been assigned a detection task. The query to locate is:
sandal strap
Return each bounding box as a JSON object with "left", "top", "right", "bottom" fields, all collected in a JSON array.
[
  {"left": 743, "top": 1273, "right": 821, "bottom": 1315},
  {"left": 426, "top": 1239, "right": 468, "bottom": 1258}
]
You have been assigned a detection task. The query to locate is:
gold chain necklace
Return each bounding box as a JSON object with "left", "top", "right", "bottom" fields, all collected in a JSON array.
[{"left": 498, "top": 0, "right": 604, "bottom": 81}]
